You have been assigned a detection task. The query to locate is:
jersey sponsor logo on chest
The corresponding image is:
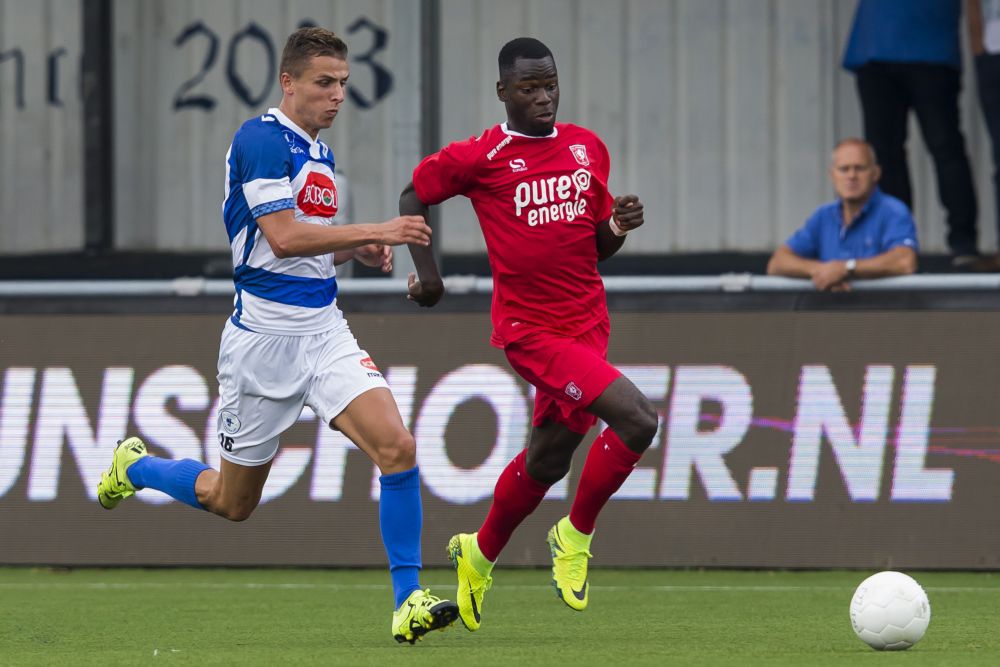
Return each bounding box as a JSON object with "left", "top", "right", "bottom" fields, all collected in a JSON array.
[
  {"left": 298, "top": 171, "right": 338, "bottom": 218},
  {"left": 513, "top": 168, "right": 592, "bottom": 226}
]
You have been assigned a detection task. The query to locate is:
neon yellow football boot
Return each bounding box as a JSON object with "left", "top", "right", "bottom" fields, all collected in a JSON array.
[
  {"left": 391, "top": 589, "right": 459, "bottom": 644},
  {"left": 96, "top": 437, "right": 148, "bottom": 510},
  {"left": 546, "top": 516, "right": 593, "bottom": 611},
  {"left": 447, "top": 532, "right": 493, "bottom": 631}
]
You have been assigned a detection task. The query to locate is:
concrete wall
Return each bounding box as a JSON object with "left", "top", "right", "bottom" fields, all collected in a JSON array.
[
  {"left": 0, "top": 0, "right": 84, "bottom": 253},
  {"left": 1, "top": 0, "right": 996, "bottom": 256}
]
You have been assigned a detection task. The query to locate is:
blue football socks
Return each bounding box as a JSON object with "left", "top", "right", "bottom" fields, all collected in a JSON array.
[
  {"left": 379, "top": 466, "right": 423, "bottom": 608},
  {"left": 126, "top": 457, "right": 211, "bottom": 510}
]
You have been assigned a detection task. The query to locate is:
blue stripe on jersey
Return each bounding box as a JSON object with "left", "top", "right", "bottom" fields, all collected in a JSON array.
[
  {"left": 250, "top": 198, "right": 294, "bottom": 219},
  {"left": 229, "top": 314, "right": 254, "bottom": 331},
  {"left": 241, "top": 221, "right": 259, "bottom": 266},
  {"left": 230, "top": 220, "right": 258, "bottom": 329},
  {"left": 234, "top": 265, "right": 339, "bottom": 308},
  {"left": 222, "top": 186, "right": 250, "bottom": 242}
]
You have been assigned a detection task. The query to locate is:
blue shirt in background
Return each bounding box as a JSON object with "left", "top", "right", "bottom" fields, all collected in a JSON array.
[
  {"left": 785, "top": 189, "right": 919, "bottom": 261},
  {"left": 843, "top": 0, "right": 963, "bottom": 71}
]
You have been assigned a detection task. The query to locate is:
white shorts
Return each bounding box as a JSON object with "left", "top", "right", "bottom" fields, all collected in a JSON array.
[{"left": 215, "top": 318, "right": 389, "bottom": 466}]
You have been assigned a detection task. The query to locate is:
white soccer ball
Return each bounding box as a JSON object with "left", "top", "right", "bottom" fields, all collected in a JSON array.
[{"left": 849, "top": 571, "right": 931, "bottom": 650}]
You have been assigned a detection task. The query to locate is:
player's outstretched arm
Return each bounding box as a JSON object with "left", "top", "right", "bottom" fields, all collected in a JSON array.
[
  {"left": 597, "top": 195, "right": 644, "bottom": 261},
  {"left": 256, "top": 208, "right": 430, "bottom": 258},
  {"left": 399, "top": 181, "right": 445, "bottom": 307}
]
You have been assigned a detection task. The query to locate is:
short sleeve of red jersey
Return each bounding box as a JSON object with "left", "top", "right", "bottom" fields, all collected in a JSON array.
[
  {"left": 412, "top": 135, "right": 482, "bottom": 205},
  {"left": 590, "top": 133, "right": 614, "bottom": 223}
]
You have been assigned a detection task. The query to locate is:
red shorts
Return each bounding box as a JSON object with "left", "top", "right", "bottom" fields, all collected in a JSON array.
[{"left": 500, "top": 318, "right": 621, "bottom": 434}]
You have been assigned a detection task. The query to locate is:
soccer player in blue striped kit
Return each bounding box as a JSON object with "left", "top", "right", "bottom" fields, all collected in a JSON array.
[{"left": 95, "top": 27, "right": 458, "bottom": 644}]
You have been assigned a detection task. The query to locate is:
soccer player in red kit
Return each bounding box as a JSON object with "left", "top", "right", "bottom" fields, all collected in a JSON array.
[{"left": 398, "top": 37, "right": 657, "bottom": 632}]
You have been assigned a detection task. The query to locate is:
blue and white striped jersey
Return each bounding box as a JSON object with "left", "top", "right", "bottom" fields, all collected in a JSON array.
[{"left": 223, "top": 107, "right": 343, "bottom": 335}]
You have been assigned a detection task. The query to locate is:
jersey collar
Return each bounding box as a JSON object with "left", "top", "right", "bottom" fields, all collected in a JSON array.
[
  {"left": 501, "top": 122, "right": 558, "bottom": 139},
  {"left": 269, "top": 107, "right": 319, "bottom": 145},
  {"left": 269, "top": 107, "right": 330, "bottom": 159}
]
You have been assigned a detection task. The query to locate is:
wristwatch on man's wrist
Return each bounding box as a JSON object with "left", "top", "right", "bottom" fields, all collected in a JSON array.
[{"left": 845, "top": 258, "right": 857, "bottom": 277}]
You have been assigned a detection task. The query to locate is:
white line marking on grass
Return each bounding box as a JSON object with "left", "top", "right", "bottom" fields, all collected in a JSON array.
[{"left": 0, "top": 582, "right": 996, "bottom": 593}]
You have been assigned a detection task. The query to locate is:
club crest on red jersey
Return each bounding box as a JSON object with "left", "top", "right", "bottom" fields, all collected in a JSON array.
[
  {"left": 565, "top": 381, "right": 583, "bottom": 401},
  {"left": 569, "top": 144, "right": 590, "bottom": 167},
  {"left": 298, "top": 171, "right": 338, "bottom": 218}
]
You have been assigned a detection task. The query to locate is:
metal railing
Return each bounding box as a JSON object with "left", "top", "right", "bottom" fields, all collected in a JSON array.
[{"left": 0, "top": 273, "right": 998, "bottom": 298}]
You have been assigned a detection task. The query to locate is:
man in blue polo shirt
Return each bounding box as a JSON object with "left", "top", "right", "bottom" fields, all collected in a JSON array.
[{"left": 767, "top": 138, "right": 918, "bottom": 291}]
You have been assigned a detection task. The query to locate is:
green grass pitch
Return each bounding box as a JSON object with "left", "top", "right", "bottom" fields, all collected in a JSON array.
[{"left": 1, "top": 568, "right": 998, "bottom": 666}]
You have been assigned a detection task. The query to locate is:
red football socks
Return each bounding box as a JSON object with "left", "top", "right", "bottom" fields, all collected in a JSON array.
[
  {"left": 569, "top": 428, "right": 642, "bottom": 535},
  {"left": 476, "top": 449, "right": 550, "bottom": 562}
]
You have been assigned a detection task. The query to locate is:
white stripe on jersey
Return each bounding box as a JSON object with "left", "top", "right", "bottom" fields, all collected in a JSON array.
[
  {"left": 237, "top": 290, "right": 342, "bottom": 335},
  {"left": 244, "top": 176, "right": 293, "bottom": 211},
  {"left": 231, "top": 225, "right": 250, "bottom": 269},
  {"left": 246, "top": 240, "right": 335, "bottom": 280},
  {"left": 224, "top": 145, "right": 232, "bottom": 202}
]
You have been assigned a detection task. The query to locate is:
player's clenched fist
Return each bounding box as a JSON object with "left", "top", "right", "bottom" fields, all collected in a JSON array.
[
  {"left": 380, "top": 215, "right": 433, "bottom": 246},
  {"left": 407, "top": 272, "right": 444, "bottom": 308},
  {"left": 612, "top": 195, "right": 644, "bottom": 232}
]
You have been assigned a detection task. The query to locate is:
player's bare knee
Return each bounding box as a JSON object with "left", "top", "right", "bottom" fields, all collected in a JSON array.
[
  {"left": 525, "top": 452, "right": 570, "bottom": 485},
  {"left": 376, "top": 430, "right": 416, "bottom": 473},
  {"left": 610, "top": 402, "right": 658, "bottom": 452},
  {"left": 633, "top": 400, "right": 659, "bottom": 448}
]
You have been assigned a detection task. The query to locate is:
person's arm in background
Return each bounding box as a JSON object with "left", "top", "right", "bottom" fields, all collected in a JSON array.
[
  {"left": 772, "top": 244, "right": 916, "bottom": 290},
  {"left": 767, "top": 210, "right": 824, "bottom": 279},
  {"left": 768, "top": 246, "right": 853, "bottom": 292},
  {"left": 767, "top": 209, "right": 861, "bottom": 291},
  {"left": 849, "top": 246, "right": 917, "bottom": 278},
  {"left": 805, "top": 246, "right": 917, "bottom": 291},
  {"left": 850, "top": 201, "right": 919, "bottom": 278},
  {"left": 968, "top": 0, "right": 986, "bottom": 55},
  {"left": 767, "top": 245, "right": 823, "bottom": 279}
]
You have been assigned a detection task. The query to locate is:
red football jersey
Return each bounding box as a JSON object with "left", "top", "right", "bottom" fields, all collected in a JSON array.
[{"left": 413, "top": 122, "right": 614, "bottom": 347}]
